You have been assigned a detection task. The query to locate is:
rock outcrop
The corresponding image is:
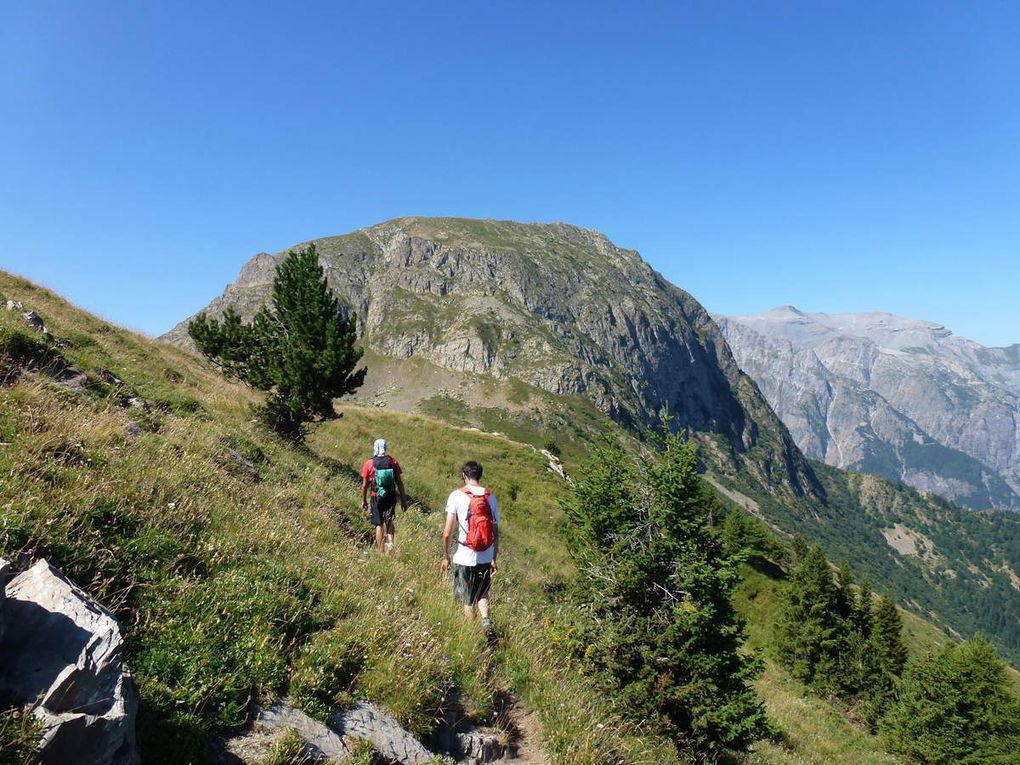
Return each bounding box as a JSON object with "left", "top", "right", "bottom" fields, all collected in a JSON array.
[
  {"left": 165, "top": 217, "right": 817, "bottom": 498},
  {"left": 0, "top": 559, "right": 138, "bottom": 765},
  {"left": 251, "top": 701, "right": 354, "bottom": 760},
  {"left": 717, "top": 307, "right": 1020, "bottom": 511},
  {"left": 333, "top": 702, "right": 435, "bottom": 764}
]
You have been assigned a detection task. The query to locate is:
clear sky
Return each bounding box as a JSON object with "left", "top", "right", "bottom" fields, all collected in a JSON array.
[{"left": 2, "top": 2, "right": 1018, "bottom": 346}]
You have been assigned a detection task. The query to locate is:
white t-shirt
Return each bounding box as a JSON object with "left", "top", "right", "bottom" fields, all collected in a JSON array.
[{"left": 446, "top": 484, "right": 500, "bottom": 566}]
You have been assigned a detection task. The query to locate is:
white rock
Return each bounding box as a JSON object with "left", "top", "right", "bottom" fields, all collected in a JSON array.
[
  {"left": 0, "top": 559, "right": 138, "bottom": 765},
  {"left": 22, "top": 310, "right": 48, "bottom": 334}
]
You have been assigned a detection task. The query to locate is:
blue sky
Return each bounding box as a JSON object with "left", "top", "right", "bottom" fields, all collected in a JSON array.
[{"left": 2, "top": 2, "right": 1018, "bottom": 346}]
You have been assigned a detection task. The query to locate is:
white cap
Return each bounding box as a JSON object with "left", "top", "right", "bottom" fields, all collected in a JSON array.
[{"left": 373, "top": 438, "right": 387, "bottom": 457}]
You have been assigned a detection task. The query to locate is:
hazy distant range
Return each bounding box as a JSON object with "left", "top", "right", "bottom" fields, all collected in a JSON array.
[{"left": 717, "top": 307, "right": 1020, "bottom": 512}]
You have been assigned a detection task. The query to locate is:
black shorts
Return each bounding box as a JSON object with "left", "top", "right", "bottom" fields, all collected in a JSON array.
[
  {"left": 370, "top": 493, "right": 397, "bottom": 526},
  {"left": 453, "top": 562, "right": 492, "bottom": 606}
]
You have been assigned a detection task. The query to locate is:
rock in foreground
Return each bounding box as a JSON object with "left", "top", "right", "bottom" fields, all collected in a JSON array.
[{"left": 0, "top": 558, "right": 138, "bottom": 765}]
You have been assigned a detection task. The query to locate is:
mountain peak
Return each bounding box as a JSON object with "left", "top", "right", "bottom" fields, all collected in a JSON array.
[{"left": 165, "top": 218, "right": 818, "bottom": 499}]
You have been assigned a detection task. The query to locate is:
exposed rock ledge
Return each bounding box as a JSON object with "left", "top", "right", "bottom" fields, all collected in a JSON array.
[{"left": 0, "top": 558, "right": 139, "bottom": 765}]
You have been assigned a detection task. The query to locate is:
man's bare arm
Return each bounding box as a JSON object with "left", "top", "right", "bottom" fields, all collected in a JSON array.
[
  {"left": 490, "top": 523, "right": 499, "bottom": 576},
  {"left": 360, "top": 477, "right": 370, "bottom": 509},
  {"left": 440, "top": 513, "right": 457, "bottom": 573}
]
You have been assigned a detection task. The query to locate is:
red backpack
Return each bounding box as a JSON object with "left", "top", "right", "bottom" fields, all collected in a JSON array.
[{"left": 459, "top": 487, "right": 495, "bottom": 552}]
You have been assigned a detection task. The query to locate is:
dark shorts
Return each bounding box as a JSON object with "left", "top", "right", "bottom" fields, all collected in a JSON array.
[
  {"left": 370, "top": 493, "right": 397, "bottom": 526},
  {"left": 453, "top": 562, "right": 492, "bottom": 606}
]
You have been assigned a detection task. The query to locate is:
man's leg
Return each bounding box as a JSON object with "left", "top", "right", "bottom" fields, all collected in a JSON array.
[
  {"left": 385, "top": 517, "right": 395, "bottom": 551},
  {"left": 454, "top": 564, "right": 473, "bottom": 618},
  {"left": 477, "top": 564, "right": 493, "bottom": 630},
  {"left": 370, "top": 496, "right": 384, "bottom": 550}
]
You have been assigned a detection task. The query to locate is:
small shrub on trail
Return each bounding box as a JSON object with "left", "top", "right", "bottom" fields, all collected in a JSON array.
[{"left": 541, "top": 437, "right": 562, "bottom": 458}]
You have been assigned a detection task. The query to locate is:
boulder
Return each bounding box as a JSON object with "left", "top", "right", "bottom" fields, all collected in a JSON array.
[
  {"left": 454, "top": 730, "right": 505, "bottom": 764},
  {"left": 5, "top": 299, "right": 24, "bottom": 311},
  {"left": 98, "top": 370, "right": 124, "bottom": 387},
  {"left": 53, "top": 367, "right": 89, "bottom": 393},
  {"left": 0, "top": 559, "right": 139, "bottom": 765}
]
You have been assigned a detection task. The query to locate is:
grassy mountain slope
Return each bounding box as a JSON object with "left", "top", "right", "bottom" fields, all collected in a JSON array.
[{"left": 713, "top": 458, "right": 1020, "bottom": 663}]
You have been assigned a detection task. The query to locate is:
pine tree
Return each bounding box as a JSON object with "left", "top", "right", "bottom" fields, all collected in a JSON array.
[
  {"left": 880, "top": 636, "right": 1020, "bottom": 763},
  {"left": 870, "top": 595, "right": 907, "bottom": 678},
  {"left": 188, "top": 245, "right": 365, "bottom": 439},
  {"left": 789, "top": 534, "right": 809, "bottom": 565},
  {"left": 852, "top": 577, "right": 874, "bottom": 636},
  {"left": 834, "top": 562, "right": 855, "bottom": 622},
  {"left": 562, "top": 431, "right": 770, "bottom": 756},
  {"left": 852, "top": 593, "right": 907, "bottom": 724},
  {"left": 721, "top": 508, "right": 783, "bottom": 565},
  {"left": 776, "top": 544, "right": 842, "bottom": 688},
  {"left": 835, "top": 575, "right": 875, "bottom": 705}
]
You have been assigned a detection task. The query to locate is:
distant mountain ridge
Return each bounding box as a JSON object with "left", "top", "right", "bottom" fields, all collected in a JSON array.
[{"left": 717, "top": 306, "right": 1020, "bottom": 511}]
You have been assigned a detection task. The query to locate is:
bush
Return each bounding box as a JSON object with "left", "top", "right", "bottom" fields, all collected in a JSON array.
[
  {"left": 0, "top": 323, "right": 63, "bottom": 381},
  {"left": 541, "top": 437, "right": 562, "bottom": 458},
  {"left": 289, "top": 628, "right": 366, "bottom": 722},
  {"left": 132, "top": 562, "right": 323, "bottom": 762}
]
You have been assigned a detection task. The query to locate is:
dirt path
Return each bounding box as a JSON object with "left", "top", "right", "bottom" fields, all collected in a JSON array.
[{"left": 493, "top": 692, "right": 548, "bottom": 765}]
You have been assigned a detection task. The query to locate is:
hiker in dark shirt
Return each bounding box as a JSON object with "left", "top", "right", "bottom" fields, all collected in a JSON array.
[{"left": 360, "top": 438, "right": 407, "bottom": 552}]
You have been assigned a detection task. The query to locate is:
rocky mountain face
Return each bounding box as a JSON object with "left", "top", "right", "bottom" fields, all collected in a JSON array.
[
  {"left": 165, "top": 217, "right": 817, "bottom": 497},
  {"left": 717, "top": 306, "right": 1020, "bottom": 511}
]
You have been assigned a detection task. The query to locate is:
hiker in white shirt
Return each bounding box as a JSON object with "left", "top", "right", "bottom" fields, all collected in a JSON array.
[{"left": 440, "top": 460, "right": 500, "bottom": 631}]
